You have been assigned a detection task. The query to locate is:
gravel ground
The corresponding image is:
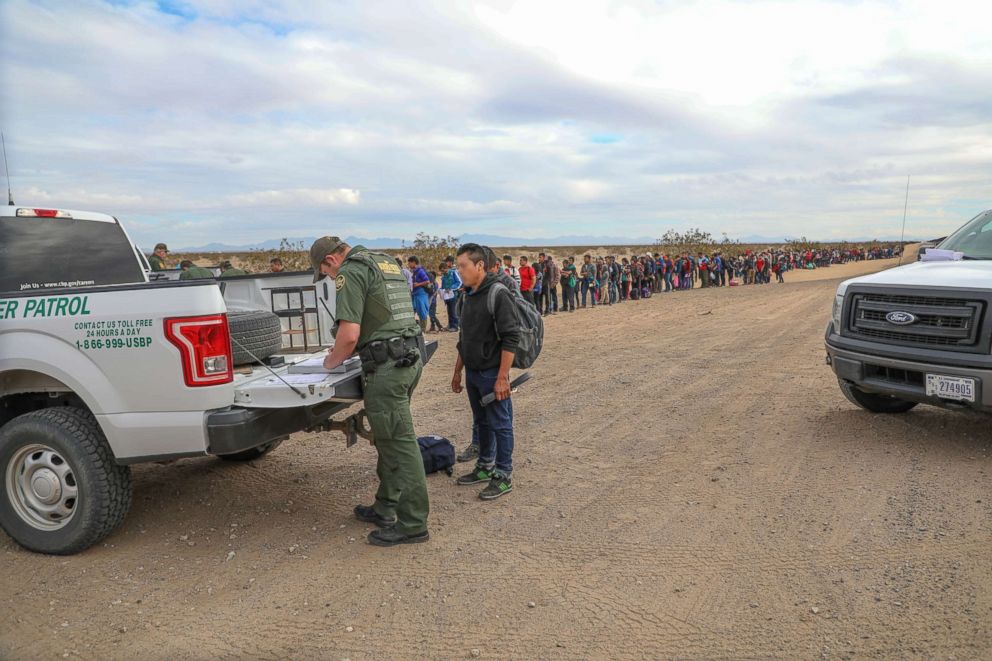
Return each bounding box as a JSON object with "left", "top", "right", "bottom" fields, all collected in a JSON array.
[{"left": 2, "top": 254, "right": 990, "bottom": 660}]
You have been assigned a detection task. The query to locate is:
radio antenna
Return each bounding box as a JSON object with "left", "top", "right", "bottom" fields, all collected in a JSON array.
[
  {"left": 1, "top": 132, "right": 12, "bottom": 206},
  {"left": 897, "top": 174, "right": 910, "bottom": 265}
]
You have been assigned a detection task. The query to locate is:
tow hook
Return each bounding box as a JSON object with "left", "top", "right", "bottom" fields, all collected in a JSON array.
[
  {"left": 312, "top": 409, "right": 374, "bottom": 447},
  {"left": 825, "top": 354, "right": 832, "bottom": 366}
]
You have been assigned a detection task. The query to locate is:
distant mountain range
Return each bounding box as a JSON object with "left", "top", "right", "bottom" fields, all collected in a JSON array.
[
  {"left": 175, "top": 234, "right": 659, "bottom": 252},
  {"left": 176, "top": 233, "right": 923, "bottom": 252}
]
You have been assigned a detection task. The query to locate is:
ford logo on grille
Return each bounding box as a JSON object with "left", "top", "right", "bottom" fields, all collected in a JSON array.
[{"left": 885, "top": 311, "right": 918, "bottom": 325}]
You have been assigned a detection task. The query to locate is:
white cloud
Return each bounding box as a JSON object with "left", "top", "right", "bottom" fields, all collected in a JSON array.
[
  {"left": 1, "top": 0, "right": 990, "bottom": 246},
  {"left": 225, "top": 187, "right": 361, "bottom": 207},
  {"left": 406, "top": 198, "right": 524, "bottom": 214},
  {"left": 565, "top": 179, "right": 609, "bottom": 202},
  {"left": 17, "top": 186, "right": 149, "bottom": 210}
]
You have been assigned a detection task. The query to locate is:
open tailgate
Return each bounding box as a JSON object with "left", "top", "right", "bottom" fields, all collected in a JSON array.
[{"left": 232, "top": 341, "right": 438, "bottom": 409}]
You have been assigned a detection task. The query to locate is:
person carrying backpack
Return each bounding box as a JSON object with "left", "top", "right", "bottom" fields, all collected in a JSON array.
[
  {"left": 561, "top": 257, "right": 578, "bottom": 312},
  {"left": 664, "top": 254, "right": 675, "bottom": 292},
  {"left": 451, "top": 243, "right": 524, "bottom": 500},
  {"left": 440, "top": 259, "right": 462, "bottom": 331}
]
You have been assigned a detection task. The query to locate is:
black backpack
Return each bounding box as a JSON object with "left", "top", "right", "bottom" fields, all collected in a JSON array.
[
  {"left": 484, "top": 281, "right": 543, "bottom": 369},
  {"left": 417, "top": 435, "right": 455, "bottom": 476},
  {"left": 457, "top": 276, "right": 544, "bottom": 369}
]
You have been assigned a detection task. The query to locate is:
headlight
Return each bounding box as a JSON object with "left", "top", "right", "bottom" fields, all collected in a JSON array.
[{"left": 831, "top": 294, "right": 844, "bottom": 332}]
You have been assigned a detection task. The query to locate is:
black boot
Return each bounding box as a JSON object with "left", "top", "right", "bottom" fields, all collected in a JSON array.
[
  {"left": 368, "top": 526, "right": 430, "bottom": 547},
  {"left": 354, "top": 505, "right": 396, "bottom": 528}
]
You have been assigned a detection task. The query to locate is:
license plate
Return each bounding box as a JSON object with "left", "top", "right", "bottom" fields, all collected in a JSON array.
[{"left": 925, "top": 374, "right": 976, "bottom": 402}]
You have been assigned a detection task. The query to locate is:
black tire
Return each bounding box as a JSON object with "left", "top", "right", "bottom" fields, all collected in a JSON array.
[
  {"left": 228, "top": 310, "right": 283, "bottom": 365},
  {"left": 0, "top": 407, "right": 132, "bottom": 555},
  {"left": 838, "top": 379, "right": 918, "bottom": 413},
  {"left": 216, "top": 439, "right": 283, "bottom": 462}
]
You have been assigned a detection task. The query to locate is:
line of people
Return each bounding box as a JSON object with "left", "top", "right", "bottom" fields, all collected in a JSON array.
[{"left": 406, "top": 242, "right": 902, "bottom": 325}]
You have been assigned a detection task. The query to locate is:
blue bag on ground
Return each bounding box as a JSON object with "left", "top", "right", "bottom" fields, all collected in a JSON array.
[{"left": 418, "top": 435, "right": 456, "bottom": 476}]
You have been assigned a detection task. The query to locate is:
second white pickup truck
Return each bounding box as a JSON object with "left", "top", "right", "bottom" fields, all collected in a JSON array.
[
  {"left": 826, "top": 209, "right": 992, "bottom": 415},
  {"left": 0, "top": 204, "right": 434, "bottom": 555}
]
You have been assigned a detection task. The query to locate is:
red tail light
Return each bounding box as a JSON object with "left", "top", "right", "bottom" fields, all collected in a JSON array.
[{"left": 164, "top": 314, "right": 233, "bottom": 387}]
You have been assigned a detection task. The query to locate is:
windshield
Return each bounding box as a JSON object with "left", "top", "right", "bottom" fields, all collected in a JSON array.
[{"left": 938, "top": 210, "right": 992, "bottom": 259}]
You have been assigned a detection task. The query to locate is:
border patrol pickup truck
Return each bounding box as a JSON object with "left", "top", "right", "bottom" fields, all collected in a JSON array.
[
  {"left": 826, "top": 210, "right": 992, "bottom": 415},
  {"left": 0, "top": 205, "right": 432, "bottom": 555}
]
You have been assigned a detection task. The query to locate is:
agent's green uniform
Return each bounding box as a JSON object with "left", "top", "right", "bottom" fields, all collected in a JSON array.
[
  {"left": 148, "top": 254, "right": 167, "bottom": 271},
  {"left": 179, "top": 266, "right": 216, "bottom": 280},
  {"left": 334, "top": 245, "right": 428, "bottom": 535},
  {"left": 220, "top": 268, "right": 249, "bottom": 277}
]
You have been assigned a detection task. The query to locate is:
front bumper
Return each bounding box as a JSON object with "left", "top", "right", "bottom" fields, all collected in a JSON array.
[{"left": 826, "top": 330, "right": 992, "bottom": 413}]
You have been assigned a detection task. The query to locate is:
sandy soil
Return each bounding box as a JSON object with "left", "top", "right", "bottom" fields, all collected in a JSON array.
[{"left": 3, "top": 250, "right": 990, "bottom": 660}]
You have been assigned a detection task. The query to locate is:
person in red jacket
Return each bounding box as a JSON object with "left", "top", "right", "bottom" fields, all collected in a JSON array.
[{"left": 518, "top": 255, "right": 536, "bottom": 306}]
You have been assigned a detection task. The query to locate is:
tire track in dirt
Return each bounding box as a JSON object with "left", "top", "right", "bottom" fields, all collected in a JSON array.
[{"left": 2, "top": 260, "right": 990, "bottom": 659}]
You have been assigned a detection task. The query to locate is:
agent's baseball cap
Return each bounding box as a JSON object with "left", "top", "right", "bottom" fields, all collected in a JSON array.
[
  {"left": 154, "top": 243, "right": 169, "bottom": 252},
  {"left": 309, "top": 236, "right": 343, "bottom": 282}
]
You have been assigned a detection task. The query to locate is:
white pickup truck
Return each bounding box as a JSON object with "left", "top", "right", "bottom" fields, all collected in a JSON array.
[
  {"left": 0, "top": 204, "right": 433, "bottom": 555},
  {"left": 826, "top": 210, "right": 992, "bottom": 415}
]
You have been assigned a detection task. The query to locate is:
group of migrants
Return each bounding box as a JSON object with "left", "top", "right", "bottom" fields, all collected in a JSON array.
[
  {"left": 406, "top": 244, "right": 903, "bottom": 329},
  {"left": 146, "top": 241, "right": 901, "bottom": 328}
]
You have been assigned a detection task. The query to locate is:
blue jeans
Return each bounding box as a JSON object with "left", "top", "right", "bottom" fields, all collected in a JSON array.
[
  {"left": 664, "top": 272, "right": 674, "bottom": 291},
  {"left": 581, "top": 280, "right": 595, "bottom": 306},
  {"left": 444, "top": 294, "right": 460, "bottom": 330},
  {"left": 465, "top": 367, "right": 514, "bottom": 475},
  {"left": 428, "top": 296, "right": 442, "bottom": 328}
]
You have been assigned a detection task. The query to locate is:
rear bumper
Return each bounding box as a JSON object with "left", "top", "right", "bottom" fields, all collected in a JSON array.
[
  {"left": 826, "top": 331, "right": 992, "bottom": 413},
  {"left": 206, "top": 399, "right": 352, "bottom": 455}
]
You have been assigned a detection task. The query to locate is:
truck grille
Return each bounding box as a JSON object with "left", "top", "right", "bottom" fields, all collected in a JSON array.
[{"left": 848, "top": 293, "right": 984, "bottom": 348}]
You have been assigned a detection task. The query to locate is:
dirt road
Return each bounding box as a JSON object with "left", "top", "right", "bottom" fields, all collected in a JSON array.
[{"left": 2, "top": 255, "right": 989, "bottom": 659}]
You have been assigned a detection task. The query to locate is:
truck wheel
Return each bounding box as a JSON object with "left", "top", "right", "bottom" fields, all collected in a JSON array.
[
  {"left": 217, "top": 439, "right": 283, "bottom": 462},
  {"left": 227, "top": 310, "right": 283, "bottom": 365},
  {"left": 0, "top": 407, "right": 132, "bottom": 555},
  {"left": 838, "top": 379, "right": 918, "bottom": 413}
]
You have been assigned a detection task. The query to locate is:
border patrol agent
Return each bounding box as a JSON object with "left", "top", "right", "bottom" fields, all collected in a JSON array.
[
  {"left": 178, "top": 259, "right": 215, "bottom": 280},
  {"left": 219, "top": 260, "right": 249, "bottom": 277},
  {"left": 310, "top": 236, "right": 430, "bottom": 547},
  {"left": 148, "top": 243, "right": 169, "bottom": 271}
]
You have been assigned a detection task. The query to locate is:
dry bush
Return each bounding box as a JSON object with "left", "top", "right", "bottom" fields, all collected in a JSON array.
[{"left": 390, "top": 233, "right": 461, "bottom": 272}]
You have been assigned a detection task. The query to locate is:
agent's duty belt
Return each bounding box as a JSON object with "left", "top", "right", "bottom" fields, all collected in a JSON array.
[{"left": 358, "top": 335, "right": 424, "bottom": 373}]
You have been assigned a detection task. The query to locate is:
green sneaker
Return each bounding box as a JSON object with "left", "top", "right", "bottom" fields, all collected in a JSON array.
[
  {"left": 479, "top": 473, "right": 512, "bottom": 500},
  {"left": 456, "top": 465, "right": 493, "bottom": 485}
]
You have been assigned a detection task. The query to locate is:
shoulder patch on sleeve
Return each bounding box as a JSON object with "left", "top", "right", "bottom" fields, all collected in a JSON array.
[{"left": 336, "top": 274, "right": 346, "bottom": 291}]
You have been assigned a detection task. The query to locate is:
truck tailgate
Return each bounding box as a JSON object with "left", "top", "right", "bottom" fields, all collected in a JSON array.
[
  {"left": 232, "top": 353, "right": 363, "bottom": 408},
  {"left": 231, "top": 340, "right": 437, "bottom": 409}
]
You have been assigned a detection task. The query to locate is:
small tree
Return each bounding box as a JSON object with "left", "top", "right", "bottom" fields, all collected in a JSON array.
[{"left": 396, "top": 233, "right": 461, "bottom": 273}]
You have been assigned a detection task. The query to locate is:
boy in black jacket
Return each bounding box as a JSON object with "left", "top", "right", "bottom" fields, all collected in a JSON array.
[{"left": 451, "top": 243, "right": 522, "bottom": 500}]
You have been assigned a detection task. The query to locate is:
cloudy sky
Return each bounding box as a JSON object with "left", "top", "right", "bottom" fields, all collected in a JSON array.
[{"left": 2, "top": 0, "right": 990, "bottom": 247}]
